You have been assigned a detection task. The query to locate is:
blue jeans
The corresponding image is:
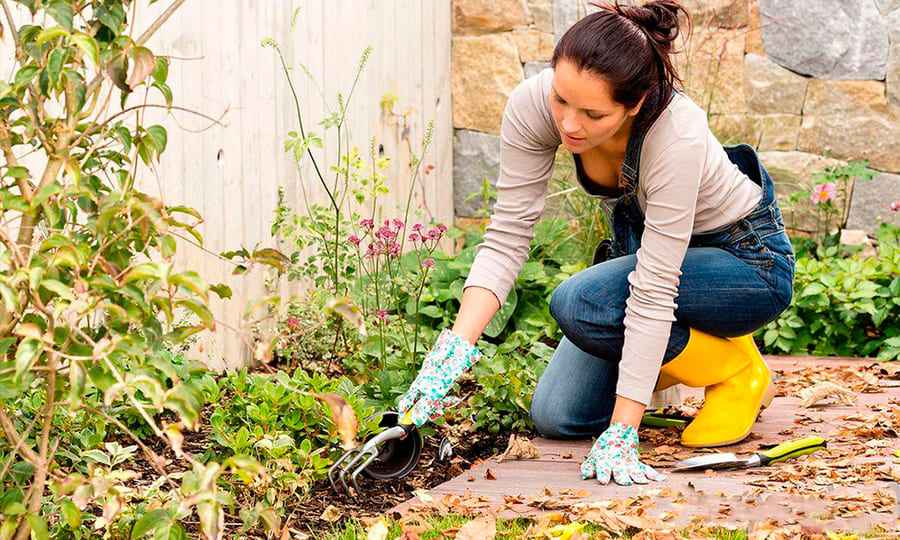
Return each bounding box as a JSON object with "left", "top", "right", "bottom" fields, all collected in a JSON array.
[{"left": 530, "top": 144, "right": 795, "bottom": 439}]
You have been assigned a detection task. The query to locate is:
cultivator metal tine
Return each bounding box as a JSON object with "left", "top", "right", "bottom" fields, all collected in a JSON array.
[
  {"left": 328, "top": 448, "right": 359, "bottom": 492},
  {"left": 328, "top": 425, "right": 408, "bottom": 494}
]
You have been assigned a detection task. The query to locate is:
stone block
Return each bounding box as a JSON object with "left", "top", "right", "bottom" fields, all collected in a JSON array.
[
  {"left": 888, "top": 9, "right": 900, "bottom": 108},
  {"left": 710, "top": 114, "right": 800, "bottom": 151},
  {"left": 453, "top": 0, "right": 529, "bottom": 34},
  {"left": 745, "top": 0, "right": 765, "bottom": 55},
  {"left": 759, "top": 0, "right": 889, "bottom": 80},
  {"left": 511, "top": 28, "right": 555, "bottom": 63},
  {"left": 798, "top": 112, "right": 900, "bottom": 173},
  {"left": 527, "top": 0, "right": 553, "bottom": 33},
  {"left": 453, "top": 129, "right": 501, "bottom": 217},
  {"left": 452, "top": 34, "right": 523, "bottom": 134},
  {"left": 680, "top": 0, "right": 748, "bottom": 28},
  {"left": 846, "top": 172, "right": 900, "bottom": 231},
  {"left": 743, "top": 53, "right": 808, "bottom": 115},
  {"left": 804, "top": 80, "right": 890, "bottom": 116}
]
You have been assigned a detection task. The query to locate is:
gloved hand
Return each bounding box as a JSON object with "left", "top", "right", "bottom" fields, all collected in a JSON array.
[
  {"left": 580, "top": 421, "right": 668, "bottom": 485},
  {"left": 397, "top": 329, "right": 482, "bottom": 427}
]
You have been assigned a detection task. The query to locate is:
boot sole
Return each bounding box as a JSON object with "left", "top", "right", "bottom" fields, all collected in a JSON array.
[{"left": 681, "top": 371, "right": 776, "bottom": 448}]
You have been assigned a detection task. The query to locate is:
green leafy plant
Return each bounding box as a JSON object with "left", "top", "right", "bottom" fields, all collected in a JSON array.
[
  {"left": 759, "top": 224, "right": 899, "bottom": 359},
  {"left": 0, "top": 2, "right": 356, "bottom": 538},
  {"left": 206, "top": 368, "right": 380, "bottom": 529}
]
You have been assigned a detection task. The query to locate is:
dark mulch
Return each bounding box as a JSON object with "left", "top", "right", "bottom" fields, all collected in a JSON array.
[{"left": 290, "top": 426, "right": 513, "bottom": 536}]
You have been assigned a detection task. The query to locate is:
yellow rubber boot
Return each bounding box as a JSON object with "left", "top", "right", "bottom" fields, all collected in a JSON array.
[{"left": 657, "top": 330, "right": 776, "bottom": 448}]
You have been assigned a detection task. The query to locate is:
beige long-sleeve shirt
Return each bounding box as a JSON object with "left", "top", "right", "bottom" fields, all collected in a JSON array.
[{"left": 462, "top": 67, "right": 763, "bottom": 406}]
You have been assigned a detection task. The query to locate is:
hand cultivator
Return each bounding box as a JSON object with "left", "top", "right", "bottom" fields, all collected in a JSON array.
[{"left": 328, "top": 411, "right": 423, "bottom": 494}]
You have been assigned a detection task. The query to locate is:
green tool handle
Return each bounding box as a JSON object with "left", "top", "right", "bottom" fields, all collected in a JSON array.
[{"left": 758, "top": 436, "right": 827, "bottom": 465}]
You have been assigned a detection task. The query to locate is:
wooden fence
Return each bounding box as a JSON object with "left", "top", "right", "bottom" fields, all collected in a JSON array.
[{"left": 2, "top": 0, "right": 454, "bottom": 369}]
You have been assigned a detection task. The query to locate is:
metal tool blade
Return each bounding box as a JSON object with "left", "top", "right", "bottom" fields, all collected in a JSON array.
[{"left": 672, "top": 452, "right": 761, "bottom": 472}]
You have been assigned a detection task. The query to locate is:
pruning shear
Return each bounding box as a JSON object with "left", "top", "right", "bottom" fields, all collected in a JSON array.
[{"left": 672, "top": 436, "right": 827, "bottom": 472}]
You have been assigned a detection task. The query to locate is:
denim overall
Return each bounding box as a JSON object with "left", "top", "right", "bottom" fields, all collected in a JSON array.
[{"left": 529, "top": 117, "right": 796, "bottom": 439}]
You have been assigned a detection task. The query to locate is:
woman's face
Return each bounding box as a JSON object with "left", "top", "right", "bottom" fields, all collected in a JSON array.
[{"left": 549, "top": 58, "right": 644, "bottom": 153}]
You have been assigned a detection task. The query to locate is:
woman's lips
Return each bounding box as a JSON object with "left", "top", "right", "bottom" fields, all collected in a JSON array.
[{"left": 563, "top": 133, "right": 585, "bottom": 143}]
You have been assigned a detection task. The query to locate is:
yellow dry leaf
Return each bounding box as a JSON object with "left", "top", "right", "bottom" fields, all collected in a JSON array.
[
  {"left": 545, "top": 521, "right": 586, "bottom": 539},
  {"left": 456, "top": 516, "right": 497, "bottom": 540},
  {"left": 320, "top": 505, "right": 342, "bottom": 523},
  {"left": 314, "top": 392, "right": 359, "bottom": 450},
  {"left": 412, "top": 488, "right": 433, "bottom": 503},
  {"left": 366, "top": 518, "right": 389, "bottom": 540}
]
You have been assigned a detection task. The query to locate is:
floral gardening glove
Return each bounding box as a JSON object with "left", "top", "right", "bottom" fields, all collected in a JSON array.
[
  {"left": 580, "top": 421, "right": 667, "bottom": 486},
  {"left": 397, "top": 329, "right": 482, "bottom": 427}
]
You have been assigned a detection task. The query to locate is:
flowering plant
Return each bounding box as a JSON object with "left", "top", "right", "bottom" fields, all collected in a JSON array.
[
  {"left": 785, "top": 161, "right": 876, "bottom": 249},
  {"left": 349, "top": 217, "right": 448, "bottom": 364}
]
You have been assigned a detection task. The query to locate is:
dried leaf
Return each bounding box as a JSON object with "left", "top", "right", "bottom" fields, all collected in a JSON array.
[
  {"left": 320, "top": 505, "right": 342, "bottom": 522},
  {"left": 456, "top": 516, "right": 496, "bottom": 540},
  {"left": 365, "top": 518, "right": 389, "bottom": 540},
  {"left": 497, "top": 434, "right": 541, "bottom": 462},
  {"left": 254, "top": 338, "right": 274, "bottom": 364},
  {"left": 314, "top": 392, "right": 359, "bottom": 450},
  {"left": 325, "top": 296, "right": 367, "bottom": 336},
  {"left": 127, "top": 46, "right": 156, "bottom": 89},
  {"left": 484, "top": 468, "right": 496, "bottom": 480},
  {"left": 164, "top": 422, "right": 184, "bottom": 458},
  {"left": 799, "top": 381, "right": 857, "bottom": 408},
  {"left": 412, "top": 489, "right": 433, "bottom": 503}
]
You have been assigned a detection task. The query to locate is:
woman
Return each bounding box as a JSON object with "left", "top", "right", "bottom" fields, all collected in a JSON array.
[{"left": 397, "top": 0, "right": 795, "bottom": 487}]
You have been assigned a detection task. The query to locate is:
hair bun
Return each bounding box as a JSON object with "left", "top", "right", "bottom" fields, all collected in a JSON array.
[{"left": 615, "top": 0, "right": 687, "bottom": 50}]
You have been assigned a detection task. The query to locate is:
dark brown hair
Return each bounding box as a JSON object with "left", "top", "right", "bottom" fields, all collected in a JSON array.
[{"left": 551, "top": 0, "right": 692, "bottom": 134}]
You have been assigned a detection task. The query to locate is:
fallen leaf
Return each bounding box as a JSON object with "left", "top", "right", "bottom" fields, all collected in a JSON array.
[
  {"left": 545, "top": 522, "right": 586, "bottom": 540},
  {"left": 497, "top": 434, "right": 541, "bottom": 462},
  {"left": 320, "top": 505, "right": 341, "bottom": 523},
  {"left": 456, "top": 516, "right": 496, "bottom": 540},
  {"left": 412, "top": 489, "right": 433, "bottom": 503},
  {"left": 314, "top": 392, "right": 359, "bottom": 450},
  {"left": 799, "top": 381, "right": 857, "bottom": 408},
  {"left": 365, "top": 518, "right": 389, "bottom": 540},
  {"left": 485, "top": 468, "right": 496, "bottom": 480}
]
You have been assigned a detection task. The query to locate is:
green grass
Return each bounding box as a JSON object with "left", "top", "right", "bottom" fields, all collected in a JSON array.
[{"left": 317, "top": 513, "right": 753, "bottom": 539}]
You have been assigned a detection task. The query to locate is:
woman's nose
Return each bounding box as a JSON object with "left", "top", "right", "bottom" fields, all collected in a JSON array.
[{"left": 561, "top": 114, "right": 580, "bottom": 134}]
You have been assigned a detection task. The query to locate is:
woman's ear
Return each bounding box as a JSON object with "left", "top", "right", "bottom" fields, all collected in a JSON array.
[{"left": 627, "top": 94, "right": 647, "bottom": 117}]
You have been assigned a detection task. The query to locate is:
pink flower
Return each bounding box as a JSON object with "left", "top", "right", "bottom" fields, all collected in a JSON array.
[
  {"left": 376, "top": 309, "right": 389, "bottom": 322},
  {"left": 348, "top": 234, "right": 361, "bottom": 246},
  {"left": 810, "top": 183, "right": 837, "bottom": 205},
  {"left": 412, "top": 223, "right": 423, "bottom": 233},
  {"left": 408, "top": 232, "right": 420, "bottom": 242},
  {"left": 388, "top": 242, "right": 400, "bottom": 257},
  {"left": 359, "top": 218, "right": 374, "bottom": 230},
  {"left": 891, "top": 200, "right": 900, "bottom": 212},
  {"left": 392, "top": 218, "right": 404, "bottom": 230},
  {"left": 436, "top": 223, "right": 447, "bottom": 233},
  {"left": 286, "top": 316, "right": 300, "bottom": 329},
  {"left": 364, "top": 243, "right": 376, "bottom": 258},
  {"left": 422, "top": 258, "right": 435, "bottom": 269}
]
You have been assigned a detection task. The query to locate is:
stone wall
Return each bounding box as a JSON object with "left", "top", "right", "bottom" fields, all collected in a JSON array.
[{"left": 451, "top": 0, "right": 899, "bottom": 233}]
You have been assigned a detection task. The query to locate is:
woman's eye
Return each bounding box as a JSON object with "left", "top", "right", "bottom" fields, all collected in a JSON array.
[{"left": 587, "top": 113, "right": 605, "bottom": 120}]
